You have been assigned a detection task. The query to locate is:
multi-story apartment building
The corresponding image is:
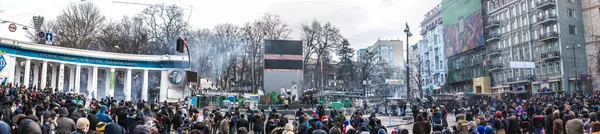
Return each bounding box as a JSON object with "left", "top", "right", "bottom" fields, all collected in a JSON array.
[
  {"left": 484, "top": 0, "right": 588, "bottom": 93},
  {"left": 419, "top": 4, "right": 448, "bottom": 94},
  {"left": 367, "top": 40, "right": 405, "bottom": 69},
  {"left": 582, "top": 0, "right": 600, "bottom": 90},
  {"left": 356, "top": 48, "right": 368, "bottom": 62}
]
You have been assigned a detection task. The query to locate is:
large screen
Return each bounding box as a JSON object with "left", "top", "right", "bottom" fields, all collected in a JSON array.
[
  {"left": 263, "top": 40, "right": 304, "bottom": 96},
  {"left": 443, "top": 0, "right": 484, "bottom": 57}
]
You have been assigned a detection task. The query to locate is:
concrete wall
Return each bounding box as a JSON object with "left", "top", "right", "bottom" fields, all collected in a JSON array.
[{"left": 583, "top": 0, "right": 600, "bottom": 90}]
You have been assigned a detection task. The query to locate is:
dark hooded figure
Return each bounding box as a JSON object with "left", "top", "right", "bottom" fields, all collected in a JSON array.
[
  {"left": 55, "top": 107, "right": 75, "bottom": 134},
  {"left": 126, "top": 108, "right": 138, "bottom": 133}
]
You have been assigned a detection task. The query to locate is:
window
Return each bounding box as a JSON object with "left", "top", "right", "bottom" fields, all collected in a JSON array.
[
  {"left": 569, "top": 25, "right": 577, "bottom": 35},
  {"left": 555, "top": 61, "right": 560, "bottom": 73},
  {"left": 568, "top": 8, "right": 575, "bottom": 18}
]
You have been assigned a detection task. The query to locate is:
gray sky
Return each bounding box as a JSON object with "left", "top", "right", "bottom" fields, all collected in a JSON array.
[{"left": 0, "top": 0, "right": 440, "bottom": 54}]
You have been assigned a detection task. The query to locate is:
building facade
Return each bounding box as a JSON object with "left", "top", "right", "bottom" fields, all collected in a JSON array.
[
  {"left": 367, "top": 40, "right": 405, "bottom": 69},
  {"left": 582, "top": 0, "right": 600, "bottom": 90},
  {"left": 419, "top": 4, "right": 448, "bottom": 94},
  {"left": 484, "top": 0, "right": 588, "bottom": 93},
  {"left": 0, "top": 37, "right": 189, "bottom": 102}
]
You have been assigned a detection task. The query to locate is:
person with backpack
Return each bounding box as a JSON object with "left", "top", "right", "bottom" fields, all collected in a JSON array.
[
  {"left": 533, "top": 109, "right": 545, "bottom": 134},
  {"left": 493, "top": 111, "right": 506, "bottom": 134},
  {"left": 17, "top": 110, "right": 43, "bottom": 134}
]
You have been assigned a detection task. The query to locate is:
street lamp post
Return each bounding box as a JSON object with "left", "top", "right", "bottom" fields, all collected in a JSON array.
[
  {"left": 404, "top": 23, "right": 412, "bottom": 100},
  {"left": 566, "top": 44, "right": 581, "bottom": 93}
]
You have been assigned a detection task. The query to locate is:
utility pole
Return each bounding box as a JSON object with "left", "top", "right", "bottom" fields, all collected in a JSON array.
[
  {"left": 404, "top": 23, "right": 412, "bottom": 100},
  {"left": 567, "top": 44, "right": 581, "bottom": 93}
]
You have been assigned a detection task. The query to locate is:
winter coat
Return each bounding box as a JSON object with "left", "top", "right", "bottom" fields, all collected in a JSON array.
[
  {"left": 252, "top": 114, "right": 264, "bottom": 131},
  {"left": 521, "top": 118, "right": 533, "bottom": 133},
  {"left": 554, "top": 118, "right": 564, "bottom": 134},
  {"left": 219, "top": 119, "right": 230, "bottom": 134},
  {"left": 237, "top": 118, "right": 249, "bottom": 131},
  {"left": 71, "top": 129, "right": 86, "bottom": 134},
  {"left": 566, "top": 118, "right": 584, "bottom": 134},
  {"left": 95, "top": 106, "right": 112, "bottom": 123},
  {"left": 507, "top": 115, "right": 519, "bottom": 133},
  {"left": 412, "top": 115, "right": 430, "bottom": 134},
  {"left": 56, "top": 117, "right": 76, "bottom": 134},
  {"left": 533, "top": 114, "right": 545, "bottom": 128},
  {"left": 86, "top": 113, "right": 98, "bottom": 131},
  {"left": 17, "top": 114, "right": 42, "bottom": 134},
  {"left": 546, "top": 113, "right": 555, "bottom": 134},
  {"left": 457, "top": 114, "right": 468, "bottom": 133},
  {"left": 311, "top": 128, "right": 327, "bottom": 134}
]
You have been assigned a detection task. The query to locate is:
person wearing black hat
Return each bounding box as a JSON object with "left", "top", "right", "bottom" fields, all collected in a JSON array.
[{"left": 103, "top": 122, "right": 125, "bottom": 134}]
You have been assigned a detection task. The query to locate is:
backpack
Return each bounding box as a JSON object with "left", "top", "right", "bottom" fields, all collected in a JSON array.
[{"left": 496, "top": 119, "right": 506, "bottom": 134}]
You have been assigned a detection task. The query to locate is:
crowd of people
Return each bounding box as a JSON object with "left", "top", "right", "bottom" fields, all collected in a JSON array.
[
  {"left": 0, "top": 83, "right": 404, "bottom": 134},
  {"left": 7, "top": 81, "right": 600, "bottom": 134},
  {"left": 410, "top": 92, "right": 600, "bottom": 134}
]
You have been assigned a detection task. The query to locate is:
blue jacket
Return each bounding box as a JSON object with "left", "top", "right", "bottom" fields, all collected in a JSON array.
[{"left": 96, "top": 105, "right": 113, "bottom": 123}]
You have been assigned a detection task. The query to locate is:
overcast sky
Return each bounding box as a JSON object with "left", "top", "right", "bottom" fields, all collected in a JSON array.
[{"left": 0, "top": 0, "right": 440, "bottom": 55}]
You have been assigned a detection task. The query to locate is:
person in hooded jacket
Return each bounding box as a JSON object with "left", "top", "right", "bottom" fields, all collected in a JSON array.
[
  {"left": 237, "top": 114, "right": 249, "bottom": 132},
  {"left": 17, "top": 110, "right": 42, "bottom": 134},
  {"left": 297, "top": 116, "right": 309, "bottom": 134},
  {"left": 252, "top": 113, "right": 264, "bottom": 134},
  {"left": 95, "top": 106, "right": 112, "bottom": 123},
  {"left": 126, "top": 108, "right": 137, "bottom": 133},
  {"left": 87, "top": 108, "right": 99, "bottom": 132},
  {"left": 545, "top": 108, "right": 555, "bottom": 134},
  {"left": 372, "top": 119, "right": 386, "bottom": 134},
  {"left": 565, "top": 111, "right": 585, "bottom": 134},
  {"left": 329, "top": 125, "right": 342, "bottom": 134},
  {"left": 553, "top": 111, "right": 565, "bottom": 134},
  {"left": 56, "top": 107, "right": 76, "bottom": 134},
  {"left": 310, "top": 121, "right": 326, "bottom": 134},
  {"left": 412, "top": 114, "right": 430, "bottom": 134}
]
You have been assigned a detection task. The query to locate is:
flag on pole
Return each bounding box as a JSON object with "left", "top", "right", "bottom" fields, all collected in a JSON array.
[{"left": 184, "top": 37, "right": 188, "bottom": 46}]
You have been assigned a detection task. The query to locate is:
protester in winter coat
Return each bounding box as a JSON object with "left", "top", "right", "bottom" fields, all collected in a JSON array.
[
  {"left": 17, "top": 113, "right": 43, "bottom": 134},
  {"left": 591, "top": 112, "right": 600, "bottom": 133},
  {"left": 566, "top": 112, "right": 585, "bottom": 134},
  {"left": 103, "top": 122, "right": 125, "bottom": 134},
  {"left": 219, "top": 114, "right": 231, "bottom": 134},
  {"left": 311, "top": 121, "right": 327, "bottom": 134},
  {"left": 253, "top": 113, "right": 264, "bottom": 134},
  {"left": 95, "top": 106, "right": 112, "bottom": 123},
  {"left": 545, "top": 108, "right": 555, "bottom": 134},
  {"left": 87, "top": 109, "right": 99, "bottom": 131},
  {"left": 521, "top": 113, "right": 533, "bottom": 134},
  {"left": 133, "top": 124, "right": 152, "bottom": 134},
  {"left": 412, "top": 114, "right": 430, "bottom": 134},
  {"left": 237, "top": 114, "right": 249, "bottom": 131},
  {"left": 533, "top": 109, "right": 545, "bottom": 134},
  {"left": 553, "top": 111, "right": 565, "bottom": 134},
  {"left": 56, "top": 107, "right": 76, "bottom": 134},
  {"left": 329, "top": 125, "right": 342, "bottom": 134},
  {"left": 0, "top": 121, "right": 11, "bottom": 134}
]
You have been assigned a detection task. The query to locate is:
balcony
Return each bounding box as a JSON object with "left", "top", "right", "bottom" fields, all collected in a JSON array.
[
  {"left": 486, "top": 20, "right": 500, "bottom": 29},
  {"left": 536, "top": 0, "right": 556, "bottom": 10},
  {"left": 488, "top": 63, "right": 504, "bottom": 72},
  {"left": 486, "top": 34, "right": 501, "bottom": 42},
  {"left": 537, "top": 15, "right": 557, "bottom": 25},
  {"left": 543, "top": 51, "right": 560, "bottom": 60},
  {"left": 539, "top": 32, "right": 558, "bottom": 42},
  {"left": 487, "top": 48, "right": 501, "bottom": 56}
]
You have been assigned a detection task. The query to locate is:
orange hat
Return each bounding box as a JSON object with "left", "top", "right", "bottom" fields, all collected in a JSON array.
[{"left": 321, "top": 116, "right": 327, "bottom": 120}]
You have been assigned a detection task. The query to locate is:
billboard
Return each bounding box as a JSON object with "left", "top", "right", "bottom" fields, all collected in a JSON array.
[
  {"left": 263, "top": 40, "right": 304, "bottom": 96},
  {"left": 442, "top": 0, "right": 484, "bottom": 57}
]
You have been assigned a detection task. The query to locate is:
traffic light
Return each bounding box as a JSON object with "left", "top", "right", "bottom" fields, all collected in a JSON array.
[{"left": 176, "top": 37, "right": 185, "bottom": 53}]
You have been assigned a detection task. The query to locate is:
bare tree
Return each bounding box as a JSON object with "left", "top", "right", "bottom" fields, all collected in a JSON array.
[
  {"left": 241, "top": 13, "right": 293, "bottom": 91},
  {"left": 300, "top": 20, "right": 342, "bottom": 89},
  {"left": 94, "top": 16, "right": 148, "bottom": 54},
  {"left": 138, "top": 4, "right": 188, "bottom": 55},
  {"left": 53, "top": 2, "right": 105, "bottom": 49}
]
